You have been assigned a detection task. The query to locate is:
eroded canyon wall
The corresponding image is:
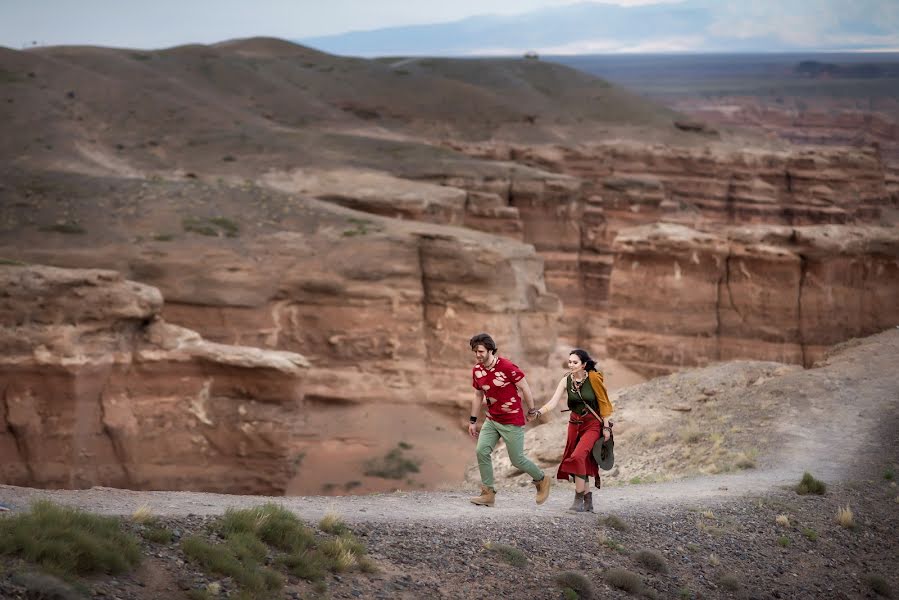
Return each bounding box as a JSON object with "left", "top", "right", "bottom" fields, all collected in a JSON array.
[
  {"left": 0, "top": 265, "right": 309, "bottom": 493},
  {"left": 606, "top": 223, "right": 899, "bottom": 376}
]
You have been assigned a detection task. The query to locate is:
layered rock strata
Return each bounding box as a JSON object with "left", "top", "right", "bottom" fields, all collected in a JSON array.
[
  {"left": 607, "top": 223, "right": 899, "bottom": 376},
  {"left": 438, "top": 140, "right": 896, "bottom": 357},
  {"left": 0, "top": 264, "right": 309, "bottom": 493}
]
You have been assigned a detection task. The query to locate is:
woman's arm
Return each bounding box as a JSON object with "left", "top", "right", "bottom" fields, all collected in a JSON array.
[{"left": 534, "top": 378, "right": 566, "bottom": 417}]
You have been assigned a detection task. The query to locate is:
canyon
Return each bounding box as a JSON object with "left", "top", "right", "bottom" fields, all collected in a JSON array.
[{"left": 1, "top": 39, "right": 896, "bottom": 493}]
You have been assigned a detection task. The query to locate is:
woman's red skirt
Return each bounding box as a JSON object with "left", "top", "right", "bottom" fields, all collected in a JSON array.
[{"left": 556, "top": 412, "right": 602, "bottom": 488}]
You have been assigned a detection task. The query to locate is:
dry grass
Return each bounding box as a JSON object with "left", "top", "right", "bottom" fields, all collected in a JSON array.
[
  {"left": 131, "top": 504, "right": 154, "bottom": 524},
  {"left": 775, "top": 514, "right": 790, "bottom": 527},
  {"left": 836, "top": 504, "right": 855, "bottom": 529},
  {"left": 319, "top": 513, "right": 349, "bottom": 535},
  {"left": 708, "top": 553, "right": 721, "bottom": 567}
]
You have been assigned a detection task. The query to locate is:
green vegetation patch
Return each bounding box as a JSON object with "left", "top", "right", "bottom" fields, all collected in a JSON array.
[
  {"left": 183, "top": 216, "right": 239, "bottom": 238},
  {"left": 364, "top": 443, "right": 420, "bottom": 479},
  {"left": 795, "top": 472, "right": 826, "bottom": 495},
  {"left": 485, "top": 542, "right": 528, "bottom": 568},
  {"left": 634, "top": 549, "right": 667, "bottom": 573},
  {"left": 0, "top": 500, "right": 141, "bottom": 576},
  {"left": 39, "top": 222, "right": 85, "bottom": 234},
  {"left": 605, "top": 567, "right": 644, "bottom": 595},
  {"left": 555, "top": 571, "right": 594, "bottom": 600},
  {"left": 183, "top": 504, "right": 373, "bottom": 598}
]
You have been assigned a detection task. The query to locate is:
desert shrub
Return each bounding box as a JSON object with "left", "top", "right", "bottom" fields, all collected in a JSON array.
[
  {"left": 601, "top": 514, "right": 629, "bottom": 531},
  {"left": 719, "top": 573, "right": 740, "bottom": 591},
  {"left": 865, "top": 574, "right": 893, "bottom": 598},
  {"left": 555, "top": 571, "right": 594, "bottom": 600},
  {"left": 40, "top": 222, "right": 85, "bottom": 234},
  {"left": 796, "top": 472, "right": 826, "bottom": 495},
  {"left": 0, "top": 500, "right": 140, "bottom": 576},
  {"left": 606, "top": 567, "right": 643, "bottom": 594},
  {"left": 634, "top": 549, "right": 667, "bottom": 573},
  {"left": 485, "top": 542, "right": 528, "bottom": 568},
  {"left": 364, "top": 444, "right": 420, "bottom": 479}
]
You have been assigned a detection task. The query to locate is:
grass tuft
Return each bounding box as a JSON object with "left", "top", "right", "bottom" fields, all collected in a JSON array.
[
  {"left": 219, "top": 504, "right": 314, "bottom": 553},
  {"left": 775, "top": 514, "right": 790, "bottom": 527},
  {"left": 485, "top": 542, "right": 528, "bottom": 568},
  {"left": 319, "top": 513, "right": 349, "bottom": 535},
  {"left": 802, "top": 527, "right": 818, "bottom": 541},
  {"left": 634, "top": 549, "right": 667, "bottom": 573},
  {"left": 719, "top": 573, "right": 740, "bottom": 592},
  {"left": 866, "top": 574, "right": 893, "bottom": 598},
  {"left": 555, "top": 571, "right": 594, "bottom": 600},
  {"left": 605, "top": 567, "right": 643, "bottom": 594},
  {"left": 836, "top": 504, "right": 854, "bottom": 529},
  {"left": 40, "top": 222, "right": 85, "bottom": 234},
  {"left": 600, "top": 514, "right": 629, "bottom": 531},
  {"left": 0, "top": 500, "right": 141, "bottom": 576},
  {"left": 796, "top": 472, "right": 826, "bottom": 495},
  {"left": 777, "top": 535, "right": 790, "bottom": 547}
]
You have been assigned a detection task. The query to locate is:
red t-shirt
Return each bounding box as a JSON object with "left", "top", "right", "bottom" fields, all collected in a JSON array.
[{"left": 471, "top": 356, "right": 526, "bottom": 426}]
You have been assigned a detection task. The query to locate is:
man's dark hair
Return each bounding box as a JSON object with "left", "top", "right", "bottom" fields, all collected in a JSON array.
[{"left": 469, "top": 333, "right": 497, "bottom": 354}]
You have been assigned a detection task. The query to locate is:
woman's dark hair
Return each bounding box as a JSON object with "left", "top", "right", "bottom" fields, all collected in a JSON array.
[
  {"left": 570, "top": 349, "right": 597, "bottom": 372},
  {"left": 469, "top": 333, "right": 497, "bottom": 354}
]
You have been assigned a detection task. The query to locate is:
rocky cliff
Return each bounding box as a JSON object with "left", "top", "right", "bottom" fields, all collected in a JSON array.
[
  {"left": 607, "top": 223, "right": 899, "bottom": 375},
  {"left": 0, "top": 264, "right": 309, "bottom": 493}
]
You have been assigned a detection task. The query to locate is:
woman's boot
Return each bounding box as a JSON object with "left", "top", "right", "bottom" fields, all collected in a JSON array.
[
  {"left": 568, "top": 491, "right": 585, "bottom": 512},
  {"left": 583, "top": 492, "right": 594, "bottom": 512}
]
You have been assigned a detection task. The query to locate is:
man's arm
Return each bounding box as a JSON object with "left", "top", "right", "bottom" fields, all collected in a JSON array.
[
  {"left": 468, "top": 390, "right": 484, "bottom": 439},
  {"left": 516, "top": 377, "right": 535, "bottom": 412}
]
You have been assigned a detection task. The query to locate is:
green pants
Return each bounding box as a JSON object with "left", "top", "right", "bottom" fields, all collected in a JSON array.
[{"left": 476, "top": 419, "right": 544, "bottom": 490}]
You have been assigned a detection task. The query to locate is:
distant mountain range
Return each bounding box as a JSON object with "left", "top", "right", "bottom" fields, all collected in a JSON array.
[{"left": 299, "top": 0, "right": 899, "bottom": 57}]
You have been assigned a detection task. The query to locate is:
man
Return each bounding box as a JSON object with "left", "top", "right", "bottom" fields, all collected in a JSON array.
[{"left": 468, "top": 332, "right": 551, "bottom": 507}]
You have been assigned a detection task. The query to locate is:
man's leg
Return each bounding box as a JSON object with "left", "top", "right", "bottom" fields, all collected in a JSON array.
[
  {"left": 471, "top": 420, "right": 501, "bottom": 505},
  {"left": 497, "top": 423, "right": 551, "bottom": 504}
]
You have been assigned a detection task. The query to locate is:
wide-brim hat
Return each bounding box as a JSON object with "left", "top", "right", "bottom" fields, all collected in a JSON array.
[{"left": 592, "top": 434, "right": 614, "bottom": 471}]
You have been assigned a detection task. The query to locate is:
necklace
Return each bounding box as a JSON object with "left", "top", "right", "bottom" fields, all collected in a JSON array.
[
  {"left": 485, "top": 355, "right": 498, "bottom": 370},
  {"left": 570, "top": 371, "right": 587, "bottom": 393}
]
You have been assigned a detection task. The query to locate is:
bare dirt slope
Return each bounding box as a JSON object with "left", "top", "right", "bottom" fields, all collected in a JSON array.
[{"left": 2, "top": 329, "right": 897, "bottom": 599}]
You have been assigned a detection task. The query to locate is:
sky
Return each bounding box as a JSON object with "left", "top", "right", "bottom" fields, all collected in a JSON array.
[{"left": 0, "top": 0, "right": 680, "bottom": 49}]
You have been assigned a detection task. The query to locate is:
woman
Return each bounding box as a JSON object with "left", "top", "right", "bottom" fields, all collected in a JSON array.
[{"left": 532, "top": 349, "right": 614, "bottom": 512}]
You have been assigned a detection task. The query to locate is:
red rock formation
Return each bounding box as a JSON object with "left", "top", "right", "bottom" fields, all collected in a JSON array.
[
  {"left": 0, "top": 264, "right": 309, "bottom": 494},
  {"left": 607, "top": 223, "right": 899, "bottom": 376},
  {"left": 440, "top": 140, "right": 896, "bottom": 360}
]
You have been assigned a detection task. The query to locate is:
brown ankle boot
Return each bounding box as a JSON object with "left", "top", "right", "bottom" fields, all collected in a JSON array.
[
  {"left": 583, "top": 492, "right": 594, "bottom": 512},
  {"left": 470, "top": 485, "right": 496, "bottom": 507},
  {"left": 569, "top": 491, "right": 585, "bottom": 512},
  {"left": 534, "top": 475, "right": 551, "bottom": 505}
]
